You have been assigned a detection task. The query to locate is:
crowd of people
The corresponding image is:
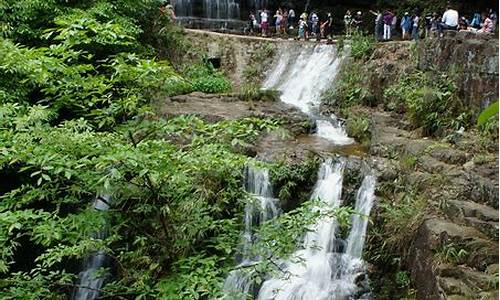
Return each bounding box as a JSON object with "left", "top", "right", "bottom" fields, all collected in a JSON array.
[{"left": 245, "top": 4, "right": 498, "bottom": 41}]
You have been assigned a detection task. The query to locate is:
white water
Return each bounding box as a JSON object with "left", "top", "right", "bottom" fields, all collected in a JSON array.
[
  {"left": 72, "top": 195, "right": 110, "bottom": 300},
  {"left": 257, "top": 162, "right": 377, "bottom": 300},
  {"left": 173, "top": 0, "right": 193, "bottom": 17},
  {"left": 223, "top": 166, "right": 280, "bottom": 299},
  {"left": 263, "top": 44, "right": 353, "bottom": 145},
  {"left": 204, "top": 0, "right": 240, "bottom": 20}
]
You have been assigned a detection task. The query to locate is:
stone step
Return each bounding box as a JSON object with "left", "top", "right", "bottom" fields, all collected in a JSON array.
[
  {"left": 464, "top": 217, "right": 499, "bottom": 240},
  {"left": 445, "top": 200, "right": 499, "bottom": 222},
  {"left": 439, "top": 266, "right": 498, "bottom": 293}
]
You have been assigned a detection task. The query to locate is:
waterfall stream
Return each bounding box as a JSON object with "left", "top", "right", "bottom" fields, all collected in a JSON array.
[
  {"left": 72, "top": 195, "right": 111, "bottom": 300},
  {"left": 263, "top": 44, "right": 354, "bottom": 145},
  {"left": 222, "top": 166, "right": 280, "bottom": 299},
  {"left": 257, "top": 162, "right": 376, "bottom": 300},
  {"left": 255, "top": 43, "right": 376, "bottom": 299}
]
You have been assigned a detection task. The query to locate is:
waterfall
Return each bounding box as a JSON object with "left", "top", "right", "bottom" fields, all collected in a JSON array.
[
  {"left": 203, "top": 0, "right": 240, "bottom": 20},
  {"left": 222, "top": 166, "right": 280, "bottom": 299},
  {"left": 263, "top": 44, "right": 354, "bottom": 145},
  {"left": 72, "top": 195, "right": 111, "bottom": 300},
  {"left": 248, "top": 0, "right": 267, "bottom": 11},
  {"left": 257, "top": 161, "right": 377, "bottom": 300},
  {"left": 173, "top": 0, "right": 193, "bottom": 17}
]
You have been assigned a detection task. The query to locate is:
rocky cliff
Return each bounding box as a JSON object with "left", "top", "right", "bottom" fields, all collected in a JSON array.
[{"left": 418, "top": 32, "right": 499, "bottom": 110}]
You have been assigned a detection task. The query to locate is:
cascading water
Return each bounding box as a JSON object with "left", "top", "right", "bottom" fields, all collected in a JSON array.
[
  {"left": 222, "top": 166, "right": 280, "bottom": 299},
  {"left": 257, "top": 162, "right": 376, "bottom": 300},
  {"left": 173, "top": 0, "right": 193, "bottom": 17},
  {"left": 72, "top": 195, "right": 111, "bottom": 300},
  {"left": 248, "top": 0, "right": 267, "bottom": 10},
  {"left": 204, "top": 0, "right": 240, "bottom": 20},
  {"left": 263, "top": 44, "right": 354, "bottom": 145}
]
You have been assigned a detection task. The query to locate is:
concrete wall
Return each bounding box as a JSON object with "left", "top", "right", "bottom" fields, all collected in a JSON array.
[{"left": 182, "top": 29, "right": 284, "bottom": 88}]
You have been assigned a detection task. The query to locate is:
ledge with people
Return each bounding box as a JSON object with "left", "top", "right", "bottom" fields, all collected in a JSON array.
[{"left": 242, "top": 3, "right": 497, "bottom": 43}]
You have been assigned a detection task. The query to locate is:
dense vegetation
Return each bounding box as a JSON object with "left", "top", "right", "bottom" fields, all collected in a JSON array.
[{"left": 0, "top": 0, "right": 278, "bottom": 298}]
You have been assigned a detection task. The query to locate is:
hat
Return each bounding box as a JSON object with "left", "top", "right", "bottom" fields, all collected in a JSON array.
[{"left": 404, "top": 12, "right": 409, "bottom": 15}]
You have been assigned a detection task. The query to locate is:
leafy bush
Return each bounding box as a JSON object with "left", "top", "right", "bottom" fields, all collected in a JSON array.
[
  {"left": 385, "top": 71, "right": 468, "bottom": 136},
  {"left": 346, "top": 114, "right": 372, "bottom": 146},
  {"left": 184, "top": 63, "right": 232, "bottom": 94},
  {"left": 349, "top": 31, "right": 376, "bottom": 60}
]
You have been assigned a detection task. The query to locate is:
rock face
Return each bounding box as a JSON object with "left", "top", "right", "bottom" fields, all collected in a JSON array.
[
  {"left": 418, "top": 32, "right": 499, "bottom": 110},
  {"left": 368, "top": 110, "right": 499, "bottom": 299}
]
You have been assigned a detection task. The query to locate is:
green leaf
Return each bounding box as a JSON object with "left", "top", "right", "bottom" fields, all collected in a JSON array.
[{"left": 477, "top": 101, "right": 499, "bottom": 126}]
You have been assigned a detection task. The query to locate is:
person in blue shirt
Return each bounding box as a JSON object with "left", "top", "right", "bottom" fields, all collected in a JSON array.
[{"left": 401, "top": 12, "right": 412, "bottom": 40}]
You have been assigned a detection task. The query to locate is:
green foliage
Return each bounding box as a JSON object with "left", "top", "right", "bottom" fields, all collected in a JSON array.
[
  {"left": 395, "top": 271, "right": 411, "bottom": 288},
  {"left": 0, "top": 103, "right": 284, "bottom": 298},
  {"left": 183, "top": 63, "right": 232, "bottom": 94},
  {"left": 434, "top": 242, "right": 469, "bottom": 265},
  {"left": 385, "top": 71, "right": 468, "bottom": 136},
  {"left": 477, "top": 101, "right": 499, "bottom": 126},
  {"left": 346, "top": 114, "right": 372, "bottom": 146},
  {"left": 349, "top": 31, "right": 376, "bottom": 60},
  {"left": 270, "top": 155, "right": 321, "bottom": 210},
  {"left": 321, "top": 61, "right": 370, "bottom": 111}
]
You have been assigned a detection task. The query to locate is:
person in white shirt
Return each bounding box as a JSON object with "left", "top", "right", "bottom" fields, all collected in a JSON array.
[
  {"left": 438, "top": 5, "right": 459, "bottom": 36},
  {"left": 260, "top": 9, "right": 269, "bottom": 36}
]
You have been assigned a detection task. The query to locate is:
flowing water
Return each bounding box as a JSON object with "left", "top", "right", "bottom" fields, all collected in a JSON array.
[
  {"left": 222, "top": 166, "right": 280, "bottom": 299},
  {"left": 203, "top": 0, "right": 240, "bottom": 20},
  {"left": 257, "top": 162, "right": 376, "bottom": 300},
  {"left": 72, "top": 195, "right": 111, "bottom": 300},
  {"left": 263, "top": 44, "right": 354, "bottom": 145}
]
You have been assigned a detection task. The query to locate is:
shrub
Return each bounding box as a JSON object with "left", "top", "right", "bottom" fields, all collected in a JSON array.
[
  {"left": 384, "top": 71, "right": 467, "bottom": 136},
  {"left": 183, "top": 63, "right": 232, "bottom": 94},
  {"left": 346, "top": 114, "right": 372, "bottom": 146},
  {"left": 349, "top": 31, "right": 376, "bottom": 60}
]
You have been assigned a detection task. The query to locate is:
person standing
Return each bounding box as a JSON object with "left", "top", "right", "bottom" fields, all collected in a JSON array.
[
  {"left": 354, "top": 11, "right": 363, "bottom": 32},
  {"left": 489, "top": 9, "right": 498, "bottom": 31},
  {"left": 288, "top": 8, "right": 296, "bottom": 29},
  {"left": 391, "top": 12, "right": 398, "bottom": 37},
  {"left": 282, "top": 9, "right": 288, "bottom": 34},
  {"left": 401, "top": 12, "right": 412, "bottom": 40},
  {"left": 323, "top": 12, "right": 334, "bottom": 40},
  {"left": 344, "top": 10, "right": 353, "bottom": 36},
  {"left": 260, "top": 9, "right": 269, "bottom": 37},
  {"left": 248, "top": 11, "right": 256, "bottom": 34},
  {"left": 298, "top": 17, "right": 308, "bottom": 40},
  {"left": 310, "top": 11, "right": 319, "bottom": 37},
  {"left": 438, "top": 5, "right": 459, "bottom": 37},
  {"left": 479, "top": 12, "right": 494, "bottom": 33},
  {"left": 370, "top": 9, "right": 383, "bottom": 41},
  {"left": 470, "top": 12, "right": 482, "bottom": 29},
  {"left": 412, "top": 12, "right": 420, "bottom": 40},
  {"left": 383, "top": 10, "right": 394, "bottom": 40},
  {"left": 274, "top": 9, "right": 283, "bottom": 35}
]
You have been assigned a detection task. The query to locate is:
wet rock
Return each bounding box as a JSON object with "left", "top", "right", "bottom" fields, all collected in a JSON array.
[{"left": 158, "top": 92, "right": 312, "bottom": 135}]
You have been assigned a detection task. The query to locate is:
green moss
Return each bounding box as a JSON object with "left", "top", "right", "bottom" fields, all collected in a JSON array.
[{"left": 346, "top": 114, "right": 372, "bottom": 146}]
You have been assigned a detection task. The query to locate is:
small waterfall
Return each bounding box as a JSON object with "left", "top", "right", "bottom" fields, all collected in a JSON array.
[
  {"left": 248, "top": 0, "right": 267, "bottom": 10},
  {"left": 257, "top": 161, "right": 377, "bottom": 300},
  {"left": 263, "top": 44, "right": 353, "bottom": 145},
  {"left": 173, "top": 0, "right": 193, "bottom": 17},
  {"left": 222, "top": 166, "right": 280, "bottom": 299},
  {"left": 72, "top": 195, "right": 111, "bottom": 300},
  {"left": 203, "top": 0, "right": 240, "bottom": 20}
]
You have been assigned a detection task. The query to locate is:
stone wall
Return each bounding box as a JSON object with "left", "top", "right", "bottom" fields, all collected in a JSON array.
[
  {"left": 418, "top": 32, "right": 499, "bottom": 110},
  {"left": 182, "top": 29, "right": 284, "bottom": 88}
]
